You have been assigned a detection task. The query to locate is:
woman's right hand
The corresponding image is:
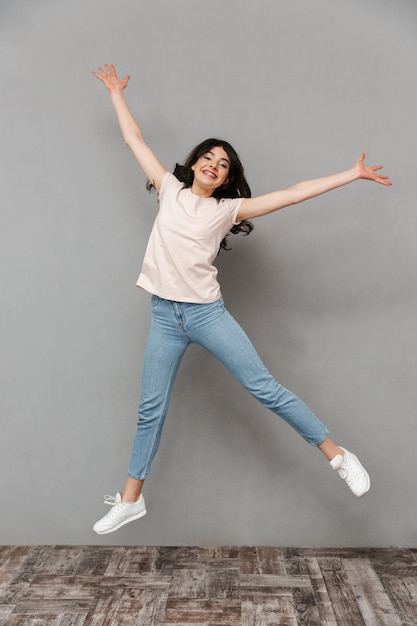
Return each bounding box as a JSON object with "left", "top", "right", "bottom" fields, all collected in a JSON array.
[
  {"left": 92, "top": 64, "right": 130, "bottom": 94},
  {"left": 92, "top": 63, "right": 167, "bottom": 190}
]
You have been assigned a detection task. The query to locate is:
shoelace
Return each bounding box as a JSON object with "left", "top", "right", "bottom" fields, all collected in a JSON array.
[
  {"left": 338, "top": 458, "right": 359, "bottom": 482},
  {"left": 104, "top": 494, "right": 125, "bottom": 512},
  {"left": 101, "top": 494, "right": 127, "bottom": 519},
  {"left": 104, "top": 494, "right": 120, "bottom": 506}
]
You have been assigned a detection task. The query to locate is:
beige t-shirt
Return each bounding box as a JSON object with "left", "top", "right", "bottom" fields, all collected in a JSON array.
[{"left": 137, "top": 172, "right": 244, "bottom": 303}]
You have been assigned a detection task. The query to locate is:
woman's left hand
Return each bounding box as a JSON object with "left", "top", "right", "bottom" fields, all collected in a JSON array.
[{"left": 354, "top": 153, "right": 392, "bottom": 186}]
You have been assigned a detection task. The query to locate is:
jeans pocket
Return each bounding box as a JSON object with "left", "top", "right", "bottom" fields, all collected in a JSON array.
[{"left": 151, "top": 294, "right": 161, "bottom": 307}]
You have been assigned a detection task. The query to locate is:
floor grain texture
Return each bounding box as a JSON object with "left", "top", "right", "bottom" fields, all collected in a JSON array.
[{"left": 1, "top": 546, "right": 417, "bottom": 625}]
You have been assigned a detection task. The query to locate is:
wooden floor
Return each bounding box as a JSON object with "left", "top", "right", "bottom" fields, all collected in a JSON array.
[{"left": 1, "top": 546, "right": 417, "bottom": 625}]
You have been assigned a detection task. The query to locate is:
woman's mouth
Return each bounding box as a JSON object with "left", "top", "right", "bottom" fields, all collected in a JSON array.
[{"left": 202, "top": 169, "right": 217, "bottom": 179}]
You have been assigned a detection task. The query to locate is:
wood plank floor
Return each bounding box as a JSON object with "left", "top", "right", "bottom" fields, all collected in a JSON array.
[{"left": 1, "top": 546, "right": 417, "bottom": 625}]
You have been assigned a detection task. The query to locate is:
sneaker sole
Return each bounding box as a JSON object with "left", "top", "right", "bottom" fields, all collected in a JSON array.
[
  {"left": 355, "top": 475, "right": 370, "bottom": 498},
  {"left": 93, "top": 508, "right": 147, "bottom": 535},
  {"left": 348, "top": 452, "right": 370, "bottom": 498}
]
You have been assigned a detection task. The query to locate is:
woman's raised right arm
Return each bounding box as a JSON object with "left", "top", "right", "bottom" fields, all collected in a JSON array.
[{"left": 92, "top": 64, "right": 167, "bottom": 191}]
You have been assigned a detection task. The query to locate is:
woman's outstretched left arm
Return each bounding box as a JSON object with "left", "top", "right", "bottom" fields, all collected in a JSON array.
[{"left": 237, "top": 153, "right": 392, "bottom": 222}]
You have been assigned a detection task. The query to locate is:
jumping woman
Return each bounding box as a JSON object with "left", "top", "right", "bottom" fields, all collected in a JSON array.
[{"left": 91, "top": 64, "right": 391, "bottom": 534}]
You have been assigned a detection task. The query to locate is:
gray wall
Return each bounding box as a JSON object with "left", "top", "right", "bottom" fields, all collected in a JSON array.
[{"left": 1, "top": 0, "right": 416, "bottom": 547}]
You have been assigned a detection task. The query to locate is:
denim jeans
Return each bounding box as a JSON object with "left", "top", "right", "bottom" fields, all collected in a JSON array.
[{"left": 128, "top": 296, "right": 329, "bottom": 480}]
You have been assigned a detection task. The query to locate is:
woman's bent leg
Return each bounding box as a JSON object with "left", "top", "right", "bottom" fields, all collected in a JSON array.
[
  {"left": 93, "top": 297, "right": 189, "bottom": 534},
  {"left": 128, "top": 298, "right": 190, "bottom": 480}
]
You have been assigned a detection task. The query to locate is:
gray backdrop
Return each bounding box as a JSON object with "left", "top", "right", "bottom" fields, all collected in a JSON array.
[{"left": 1, "top": 0, "right": 416, "bottom": 547}]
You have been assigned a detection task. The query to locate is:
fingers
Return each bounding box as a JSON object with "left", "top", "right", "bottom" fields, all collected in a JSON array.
[
  {"left": 91, "top": 66, "right": 106, "bottom": 80},
  {"left": 104, "top": 64, "right": 114, "bottom": 75},
  {"left": 92, "top": 64, "right": 117, "bottom": 78},
  {"left": 374, "top": 172, "right": 392, "bottom": 186},
  {"left": 372, "top": 168, "right": 392, "bottom": 185},
  {"left": 357, "top": 153, "right": 392, "bottom": 186}
]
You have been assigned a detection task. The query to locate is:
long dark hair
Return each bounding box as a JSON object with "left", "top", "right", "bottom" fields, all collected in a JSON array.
[{"left": 147, "top": 138, "right": 254, "bottom": 251}]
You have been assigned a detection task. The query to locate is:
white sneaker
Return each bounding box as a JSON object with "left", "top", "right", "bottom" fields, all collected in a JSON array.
[
  {"left": 93, "top": 492, "right": 147, "bottom": 534},
  {"left": 330, "top": 447, "right": 370, "bottom": 497}
]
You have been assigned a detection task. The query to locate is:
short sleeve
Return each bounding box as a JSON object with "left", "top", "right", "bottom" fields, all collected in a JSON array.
[
  {"left": 158, "top": 172, "right": 182, "bottom": 202},
  {"left": 221, "top": 197, "right": 244, "bottom": 225}
]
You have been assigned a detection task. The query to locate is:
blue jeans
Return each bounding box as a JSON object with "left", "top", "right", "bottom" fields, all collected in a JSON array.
[{"left": 128, "top": 296, "right": 329, "bottom": 479}]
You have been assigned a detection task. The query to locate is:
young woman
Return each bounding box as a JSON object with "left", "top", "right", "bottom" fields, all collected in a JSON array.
[{"left": 91, "top": 64, "right": 391, "bottom": 535}]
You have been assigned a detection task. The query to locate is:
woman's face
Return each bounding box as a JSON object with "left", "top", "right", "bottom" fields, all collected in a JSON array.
[{"left": 191, "top": 146, "right": 230, "bottom": 194}]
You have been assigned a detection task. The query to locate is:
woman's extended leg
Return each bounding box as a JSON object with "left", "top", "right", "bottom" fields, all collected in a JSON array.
[
  {"left": 318, "top": 438, "right": 343, "bottom": 461},
  {"left": 192, "top": 302, "right": 329, "bottom": 446},
  {"left": 190, "top": 300, "right": 370, "bottom": 497}
]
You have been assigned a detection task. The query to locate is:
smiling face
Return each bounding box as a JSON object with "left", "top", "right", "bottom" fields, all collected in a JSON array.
[{"left": 191, "top": 146, "right": 230, "bottom": 197}]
